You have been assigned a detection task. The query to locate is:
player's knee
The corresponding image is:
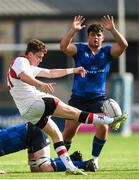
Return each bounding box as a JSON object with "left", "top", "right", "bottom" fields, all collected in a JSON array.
[
  {"left": 29, "top": 157, "right": 51, "bottom": 172},
  {"left": 42, "top": 97, "right": 59, "bottom": 116},
  {"left": 96, "top": 124, "right": 109, "bottom": 132},
  {"left": 96, "top": 124, "right": 109, "bottom": 137},
  {"left": 64, "top": 123, "right": 79, "bottom": 137},
  {"left": 63, "top": 130, "right": 76, "bottom": 140},
  {"left": 102, "top": 124, "right": 109, "bottom": 132}
]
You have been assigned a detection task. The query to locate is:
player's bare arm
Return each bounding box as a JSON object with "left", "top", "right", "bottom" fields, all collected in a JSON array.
[
  {"left": 37, "top": 66, "right": 86, "bottom": 78},
  {"left": 19, "top": 71, "right": 55, "bottom": 94},
  {"left": 60, "top": 15, "right": 86, "bottom": 56},
  {"left": 101, "top": 15, "right": 128, "bottom": 58}
]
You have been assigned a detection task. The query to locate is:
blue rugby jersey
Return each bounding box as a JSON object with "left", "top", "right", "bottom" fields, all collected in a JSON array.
[
  {"left": 0, "top": 124, "right": 28, "bottom": 156},
  {"left": 72, "top": 43, "right": 114, "bottom": 98}
]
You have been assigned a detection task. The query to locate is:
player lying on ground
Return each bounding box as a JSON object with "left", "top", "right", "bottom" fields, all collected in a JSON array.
[
  {"left": 7, "top": 38, "right": 127, "bottom": 175},
  {"left": 0, "top": 122, "right": 94, "bottom": 174}
]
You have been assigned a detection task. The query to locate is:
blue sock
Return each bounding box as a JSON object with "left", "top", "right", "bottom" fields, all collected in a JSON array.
[
  {"left": 51, "top": 158, "right": 87, "bottom": 171},
  {"left": 50, "top": 158, "right": 66, "bottom": 171},
  {"left": 73, "top": 161, "right": 87, "bottom": 169},
  {"left": 53, "top": 155, "right": 77, "bottom": 161},
  {"left": 92, "top": 136, "right": 106, "bottom": 157}
]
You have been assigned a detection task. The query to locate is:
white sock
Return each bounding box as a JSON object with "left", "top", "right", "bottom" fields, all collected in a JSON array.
[
  {"left": 55, "top": 145, "right": 76, "bottom": 170},
  {"left": 93, "top": 114, "right": 114, "bottom": 125},
  {"left": 92, "top": 156, "right": 98, "bottom": 162},
  {"left": 92, "top": 156, "right": 99, "bottom": 168}
]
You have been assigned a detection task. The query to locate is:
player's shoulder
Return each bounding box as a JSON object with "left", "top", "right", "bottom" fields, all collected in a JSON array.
[
  {"left": 14, "top": 55, "right": 29, "bottom": 64},
  {"left": 101, "top": 44, "right": 112, "bottom": 51},
  {"left": 16, "top": 55, "right": 28, "bottom": 60},
  {"left": 75, "top": 42, "right": 87, "bottom": 46},
  {"left": 75, "top": 42, "right": 89, "bottom": 51}
]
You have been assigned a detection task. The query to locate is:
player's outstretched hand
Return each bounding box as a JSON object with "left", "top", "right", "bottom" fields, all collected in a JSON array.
[
  {"left": 72, "top": 15, "right": 86, "bottom": 32},
  {"left": 74, "top": 66, "right": 87, "bottom": 77},
  {"left": 101, "top": 15, "right": 116, "bottom": 31}
]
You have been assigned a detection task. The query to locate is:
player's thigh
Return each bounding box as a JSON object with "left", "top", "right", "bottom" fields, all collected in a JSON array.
[
  {"left": 53, "top": 99, "right": 81, "bottom": 120},
  {"left": 95, "top": 124, "right": 109, "bottom": 139},
  {"left": 23, "top": 99, "right": 45, "bottom": 124},
  {"left": 28, "top": 122, "right": 50, "bottom": 154}
]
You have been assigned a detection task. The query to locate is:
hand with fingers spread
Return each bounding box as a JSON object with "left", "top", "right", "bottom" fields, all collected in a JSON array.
[
  {"left": 72, "top": 15, "right": 86, "bottom": 32},
  {"left": 40, "top": 82, "right": 56, "bottom": 94},
  {"left": 73, "top": 66, "right": 87, "bottom": 78},
  {"left": 101, "top": 15, "right": 116, "bottom": 31}
]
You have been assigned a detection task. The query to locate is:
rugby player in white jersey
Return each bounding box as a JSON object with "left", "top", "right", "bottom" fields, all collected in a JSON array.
[{"left": 7, "top": 38, "right": 127, "bottom": 175}]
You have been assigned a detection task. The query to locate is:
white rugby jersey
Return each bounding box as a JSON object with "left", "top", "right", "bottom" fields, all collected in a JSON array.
[{"left": 7, "top": 56, "right": 46, "bottom": 115}]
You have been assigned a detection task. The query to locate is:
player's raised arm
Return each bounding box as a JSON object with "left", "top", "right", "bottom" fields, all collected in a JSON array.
[
  {"left": 60, "top": 15, "right": 86, "bottom": 56},
  {"left": 101, "top": 15, "right": 128, "bottom": 58}
]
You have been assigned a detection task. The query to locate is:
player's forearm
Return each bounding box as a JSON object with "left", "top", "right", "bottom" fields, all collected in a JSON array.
[
  {"left": 110, "top": 28, "right": 128, "bottom": 49},
  {"left": 51, "top": 68, "right": 74, "bottom": 78},
  {"left": 28, "top": 78, "right": 44, "bottom": 89},
  {"left": 60, "top": 28, "right": 76, "bottom": 51},
  {"left": 19, "top": 72, "right": 44, "bottom": 88},
  {"left": 39, "top": 68, "right": 74, "bottom": 78}
]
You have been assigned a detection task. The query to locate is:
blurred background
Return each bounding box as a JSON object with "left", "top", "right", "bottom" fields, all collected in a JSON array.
[{"left": 0, "top": 0, "right": 139, "bottom": 136}]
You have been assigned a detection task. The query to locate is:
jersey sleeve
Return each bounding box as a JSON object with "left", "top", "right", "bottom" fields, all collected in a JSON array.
[
  {"left": 103, "top": 45, "right": 114, "bottom": 62},
  {"left": 31, "top": 66, "right": 42, "bottom": 77},
  {"left": 12, "top": 57, "right": 31, "bottom": 76},
  {"left": 73, "top": 43, "right": 84, "bottom": 63},
  {"left": 74, "top": 43, "right": 82, "bottom": 53}
]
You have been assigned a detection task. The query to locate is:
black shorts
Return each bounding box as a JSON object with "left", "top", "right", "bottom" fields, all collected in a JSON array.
[
  {"left": 69, "top": 95, "right": 106, "bottom": 113},
  {"left": 27, "top": 122, "right": 50, "bottom": 153},
  {"left": 35, "top": 97, "right": 59, "bottom": 129}
]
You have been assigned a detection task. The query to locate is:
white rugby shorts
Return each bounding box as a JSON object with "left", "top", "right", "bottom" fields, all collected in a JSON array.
[{"left": 23, "top": 98, "right": 45, "bottom": 124}]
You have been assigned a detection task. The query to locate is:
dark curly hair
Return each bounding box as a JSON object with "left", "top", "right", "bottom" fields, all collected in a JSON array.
[{"left": 87, "top": 24, "right": 104, "bottom": 35}]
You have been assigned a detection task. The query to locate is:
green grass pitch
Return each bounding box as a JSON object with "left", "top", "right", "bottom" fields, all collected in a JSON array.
[{"left": 0, "top": 133, "right": 139, "bottom": 179}]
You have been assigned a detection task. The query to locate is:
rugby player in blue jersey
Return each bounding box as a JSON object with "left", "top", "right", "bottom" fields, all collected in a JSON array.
[
  {"left": 60, "top": 15, "right": 128, "bottom": 171},
  {"left": 0, "top": 122, "right": 95, "bottom": 174}
]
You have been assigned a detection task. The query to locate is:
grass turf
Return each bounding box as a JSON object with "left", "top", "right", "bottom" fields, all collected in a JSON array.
[{"left": 0, "top": 133, "right": 139, "bottom": 179}]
